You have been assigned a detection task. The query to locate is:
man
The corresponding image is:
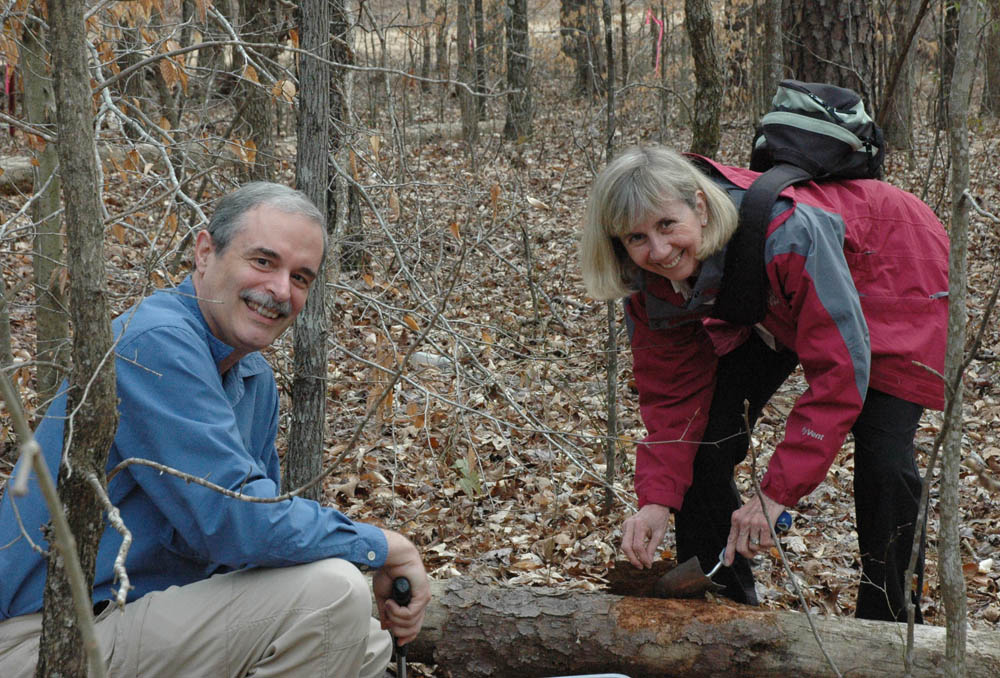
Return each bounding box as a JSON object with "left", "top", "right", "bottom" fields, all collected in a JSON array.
[{"left": 0, "top": 182, "right": 429, "bottom": 677}]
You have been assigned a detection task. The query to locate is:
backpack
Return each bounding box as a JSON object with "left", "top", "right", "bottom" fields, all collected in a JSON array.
[{"left": 711, "top": 79, "right": 886, "bottom": 326}]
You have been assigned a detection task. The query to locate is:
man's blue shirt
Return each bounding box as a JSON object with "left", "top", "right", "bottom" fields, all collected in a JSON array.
[{"left": 0, "top": 276, "right": 387, "bottom": 620}]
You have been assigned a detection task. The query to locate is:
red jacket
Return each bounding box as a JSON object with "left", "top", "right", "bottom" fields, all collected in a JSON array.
[{"left": 628, "top": 158, "right": 949, "bottom": 510}]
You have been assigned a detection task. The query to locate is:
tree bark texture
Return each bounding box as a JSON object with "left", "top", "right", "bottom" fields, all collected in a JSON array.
[
  {"left": 457, "top": 0, "right": 479, "bottom": 146},
  {"left": 783, "top": 0, "right": 875, "bottom": 107},
  {"left": 330, "top": 0, "right": 364, "bottom": 274},
  {"left": 502, "top": 0, "right": 533, "bottom": 140},
  {"left": 397, "top": 578, "right": 1000, "bottom": 678},
  {"left": 21, "top": 17, "right": 69, "bottom": 405},
  {"left": 560, "top": 0, "right": 600, "bottom": 96},
  {"left": 38, "top": 0, "right": 119, "bottom": 675},
  {"left": 936, "top": 1, "right": 958, "bottom": 130},
  {"left": 940, "top": 3, "right": 980, "bottom": 674},
  {"left": 751, "top": 0, "right": 783, "bottom": 123},
  {"left": 286, "top": 0, "right": 331, "bottom": 501},
  {"left": 684, "top": 0, "right": 722, "bottom": 158},
  {"left": 473, "top": 0, "right": 487, "bottom": 120},
  {"left": 880, "top": 0, "right": 921, "bottom": 149},
  {"left": 982, "top": 0, "right": 1000, "bottom": 116},
  {"left": 240, "top": 0, "right": 281, "bottom": 181}
]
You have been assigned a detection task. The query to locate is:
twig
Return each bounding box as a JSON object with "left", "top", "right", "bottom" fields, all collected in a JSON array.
[
  {"left": 743, "top": 401, "right": 842, "bottom": 678},
  {"left": 84, "top": 472, "right": 132, "bottom": 608}
]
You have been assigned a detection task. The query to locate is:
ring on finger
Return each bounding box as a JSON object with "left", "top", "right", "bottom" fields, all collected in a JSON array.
[{"left": 750, "top": 537, "right": 760, "bottom": 546}]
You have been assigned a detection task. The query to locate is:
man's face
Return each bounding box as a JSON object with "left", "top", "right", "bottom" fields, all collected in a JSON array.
[{"left": 193, "top": 204, "right": 324, "bottom": 368}]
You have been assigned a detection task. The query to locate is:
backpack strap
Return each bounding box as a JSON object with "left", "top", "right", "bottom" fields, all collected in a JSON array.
[{"left": 712, "top": 163, "right": 812, "bottom": 325}]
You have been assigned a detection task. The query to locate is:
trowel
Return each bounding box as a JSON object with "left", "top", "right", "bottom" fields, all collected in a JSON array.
[
  {"left": 653, "top": 548, "right": 728, "bottom": 598},
  {"left": 653, "top": 510, "right": 793, "bottom": 599}
]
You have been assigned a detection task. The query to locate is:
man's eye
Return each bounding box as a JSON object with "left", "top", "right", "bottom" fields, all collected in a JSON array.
[{"left": 292, "top": 274, "right": 311, "bottom": 288}]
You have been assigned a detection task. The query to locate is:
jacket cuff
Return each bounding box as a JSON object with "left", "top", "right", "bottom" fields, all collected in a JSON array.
[
  {"left": 637, "top": 489, "right": 684, "bottom": 512},
  {"left": 760, "top": 474, "right": 798, "bottom": 508}
]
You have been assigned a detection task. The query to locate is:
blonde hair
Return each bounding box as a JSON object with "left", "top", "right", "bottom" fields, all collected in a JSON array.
[{"left": 580, "top": 145, "right": 738, "bottom": 299}]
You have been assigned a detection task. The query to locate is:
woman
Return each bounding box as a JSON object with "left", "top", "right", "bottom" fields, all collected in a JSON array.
[{"left": 581, "top": 145, "right": 948, "bottom": 621}]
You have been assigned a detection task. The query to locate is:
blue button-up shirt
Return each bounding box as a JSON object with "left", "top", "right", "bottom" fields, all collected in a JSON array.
[{"left": 1, "top": 277, "right": 387, "bottom": 620}]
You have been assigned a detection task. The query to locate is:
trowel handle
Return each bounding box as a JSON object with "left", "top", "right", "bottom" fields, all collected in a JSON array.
[{"left": 775, "top": 510, "right": 792, "bottom": 533}]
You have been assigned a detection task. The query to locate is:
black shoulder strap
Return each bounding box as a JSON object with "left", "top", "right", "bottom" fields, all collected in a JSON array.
[{"left": 712, "top": 163, "right": 813, "bottom": 325}]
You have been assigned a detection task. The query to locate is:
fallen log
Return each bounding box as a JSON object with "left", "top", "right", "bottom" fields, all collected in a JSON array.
[{"left": 394, "top": 577, "right": 999, "bottom": 677}]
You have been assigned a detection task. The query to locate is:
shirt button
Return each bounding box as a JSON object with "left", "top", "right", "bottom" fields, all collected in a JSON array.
[{"left": 367, "top": 551, "right": 376, "bottom": 561}]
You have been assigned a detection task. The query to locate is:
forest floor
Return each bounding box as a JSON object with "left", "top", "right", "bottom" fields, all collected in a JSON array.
[{"left": 2, "top": 27, "right": 1000, "bottom": 677}]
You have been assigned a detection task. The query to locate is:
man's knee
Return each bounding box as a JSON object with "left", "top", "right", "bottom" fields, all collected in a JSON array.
[{"left": 294, "top": 558, "right": 373, "bottom": 619}]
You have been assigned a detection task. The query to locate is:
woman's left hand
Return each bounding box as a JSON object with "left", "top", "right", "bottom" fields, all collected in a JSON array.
[{"left": 724, "top": 493, "right": 787, "bottom": 566}]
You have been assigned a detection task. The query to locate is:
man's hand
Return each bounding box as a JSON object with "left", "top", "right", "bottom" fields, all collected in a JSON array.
[
  {"left": 724, "top": 493, "right": 786, "bottom": 566},
  {"left": 621, "top": 503, "right": 671, "bottom": 569},
  {"left": 373, "top": 530, "right": 430, "bottom": 646}
]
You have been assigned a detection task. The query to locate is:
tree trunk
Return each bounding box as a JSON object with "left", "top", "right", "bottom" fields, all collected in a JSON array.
[
  {"left": 37, "top": 0, "right": 119, "bottom": 675},
  {"left": 502, "top": 0, "right": 533, "bottom": 140},
  {"left": 752, "top": 0, "right": 783, "bottom": 123},
  {"left": 936, "top": 1, "right": 958, "bottom": 129},
  {"left": 331, "top": 0, "right": 365, "bottom": 274},
  {"left": 457, "top": 0, "right": 479, "bottom": 147},
  {"left": 21, "top": 18, "right": 69, "bottom": 406},
  {"left": 684, "top": 0, "right": 722, "bottom": 158},
  {"left": 940, "top": 3, "right": 980, "bottom": 674},
  {"left": 880, "top": 0, "right": 927, "bottom": 150},
  {"left": 560, "top": 0, "right": 600, "bottom": 96},
  {"left": 784, "top": 0, "right": 875, "bottom": 106},
  {"left": 420, "top": 0, "right": 432, "bottom": 91},
  {"left": 398, "top": 578, "right": 1000, "bottom": 677},
  {"left": 473, "top": 0, "right": 487, "bottom": 120},
  {"left": 239, "top": 0, "right": 281, "bottom": 181},
  {"left": 982, "top": 0, "right": 1000, "bottom": 116},
  {"left": 285, "top": 0, "right": 331, "bottom": 501},
  {"left": 619, "top": 0, "right": 628, "bottom": 86}
]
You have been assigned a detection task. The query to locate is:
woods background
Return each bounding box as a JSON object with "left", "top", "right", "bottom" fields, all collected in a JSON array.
[{"left": 1, "top": 0, "right": 999, "bottom": 676}]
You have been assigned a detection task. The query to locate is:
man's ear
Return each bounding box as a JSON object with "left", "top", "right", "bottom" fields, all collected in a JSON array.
[{"left": 193, "top": 230, "right": 215, "bottom": 272}]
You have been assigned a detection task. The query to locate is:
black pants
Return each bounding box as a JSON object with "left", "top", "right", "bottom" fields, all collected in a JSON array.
[{"left": 673, "top": 333, "right": 925, "bottom": 622}]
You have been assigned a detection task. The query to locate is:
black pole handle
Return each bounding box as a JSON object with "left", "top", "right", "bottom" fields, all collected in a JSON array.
[{"left": 391, "top": 576, "right": 412, "bottom": 608}]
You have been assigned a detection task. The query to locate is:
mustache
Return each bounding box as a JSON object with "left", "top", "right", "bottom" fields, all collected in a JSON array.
[{"left": 240, "top": 289, "right": 292, "bottom": 317}]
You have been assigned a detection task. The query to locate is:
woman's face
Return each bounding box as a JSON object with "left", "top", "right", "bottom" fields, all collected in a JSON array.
[{"left": 620, "top": 192, "right": 707, "bottom": 281}]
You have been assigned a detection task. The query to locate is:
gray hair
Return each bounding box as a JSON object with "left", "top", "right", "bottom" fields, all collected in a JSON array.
[
  {"left": 579, "top": 145, "right": 738, "bottom": 299},
  {"left": 208, "top": 182, "right": 327, "bottom": 255}
]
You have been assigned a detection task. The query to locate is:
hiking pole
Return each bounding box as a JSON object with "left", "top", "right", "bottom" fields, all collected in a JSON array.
[{"left": 391, "top": 577, "right": 411, "bottom": 678}]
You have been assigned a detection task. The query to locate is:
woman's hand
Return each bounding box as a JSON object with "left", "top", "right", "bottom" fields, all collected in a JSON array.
[
  {"left": 724, "top": 493, "right": 786, "bottom": 566},
  {"left": 621, "top": 503, "right": 671, "bottom": 569}
]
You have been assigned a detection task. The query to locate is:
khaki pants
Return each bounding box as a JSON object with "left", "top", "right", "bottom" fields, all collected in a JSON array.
[{"left": 0, "top": 558, "right": 392, "bottom": 678}]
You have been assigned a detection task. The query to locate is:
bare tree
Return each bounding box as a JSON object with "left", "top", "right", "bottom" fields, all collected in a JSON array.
[
  {"left": 36, "top": 0, "right": 118, "bottom": 674},
  {"left": 503, "top": 0, "right": 533, "bottom": 140},
  {"left": 938, "top": 1, "right": 981, "bottom": 674},
  {"left": 685, "top": 0, "right": 722, "bottom": 157},
  {"left": 20, "top": 17, "right": 68, "bottom": 406},
  {"left": 983, "top": 0, "right": 1000, "bottom": 116},
  {"left": 751, "top": 0, "right": 783, "bottom": 122},
  {"left": 285, "top": 0, "right": 331, "bottom": 501},
  {"left": 457, "top": 0, "right": 479, "bottom": 147}
]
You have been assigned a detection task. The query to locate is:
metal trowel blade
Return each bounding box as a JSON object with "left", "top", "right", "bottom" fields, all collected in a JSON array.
[{"left": 653, "top": 555, "right": 726, "bottom": 599}]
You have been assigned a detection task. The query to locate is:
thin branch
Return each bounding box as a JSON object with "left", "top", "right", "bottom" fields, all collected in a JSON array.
[{"left": 744, "top": 401, "right": 842, "bottom": 678}]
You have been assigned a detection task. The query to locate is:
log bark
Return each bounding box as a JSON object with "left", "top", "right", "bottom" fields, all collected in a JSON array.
[{"left": 394, "top": 577, "right": 1000, "bottom": 677}]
